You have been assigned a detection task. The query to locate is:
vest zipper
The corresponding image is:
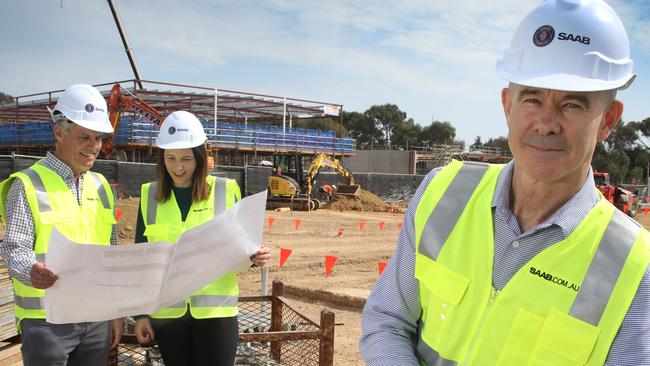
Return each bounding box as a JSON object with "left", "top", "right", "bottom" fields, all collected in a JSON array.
[{"left": 463, "top": 286, "right": 499, "bottom": 365}]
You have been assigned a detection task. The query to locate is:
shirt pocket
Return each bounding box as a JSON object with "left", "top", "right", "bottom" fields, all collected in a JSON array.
[
  {"left": 415, "top": 254, "right": 470, "bottom": 348},
  {"left": 498, "top": 308, "right": 600, "bottom": 366}
]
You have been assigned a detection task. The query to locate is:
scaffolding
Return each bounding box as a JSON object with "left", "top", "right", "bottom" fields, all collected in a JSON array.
[{"left": 0, "top": 80, "right": 355, "bottom": 162}]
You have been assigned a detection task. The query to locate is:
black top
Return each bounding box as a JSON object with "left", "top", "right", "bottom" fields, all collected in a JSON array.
[{"left": 135, "top": 186, "right": 194, "bottom": 243}]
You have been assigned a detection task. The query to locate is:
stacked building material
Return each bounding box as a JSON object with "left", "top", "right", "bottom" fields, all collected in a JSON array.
[{"left": 0, "top": 251, "right": 17, "bottom": 341}]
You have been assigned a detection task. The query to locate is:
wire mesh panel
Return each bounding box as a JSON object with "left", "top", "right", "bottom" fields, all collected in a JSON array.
[{"left": 109, "top": 281, "right": 334, "bottom": 366}]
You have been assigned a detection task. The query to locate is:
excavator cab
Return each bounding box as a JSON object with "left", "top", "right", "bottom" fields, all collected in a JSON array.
[{"left": 266, "top": 152, "right": 360, "bottom": 210}]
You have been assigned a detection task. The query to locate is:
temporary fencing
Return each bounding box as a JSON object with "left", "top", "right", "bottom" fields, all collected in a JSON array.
[{"left": 107, "top": 280, "right": 334, "bottom": 366}]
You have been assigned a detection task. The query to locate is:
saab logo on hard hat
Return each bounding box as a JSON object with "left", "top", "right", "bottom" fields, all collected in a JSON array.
[
  {"left": 168, "top": 126, "right": 189, "bottom": 135},
  {"left": 85, "top": 103, "right": 95, "bottom": 113},
  {"left": 558, "top": 32, "right": 590, "bottom": 45},
  {"left": 533, "top": 25, "right": 554, "bottom": 47}
]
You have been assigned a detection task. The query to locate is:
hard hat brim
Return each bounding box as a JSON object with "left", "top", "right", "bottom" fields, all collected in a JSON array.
[
  {"left": 497, "top": 66, "right": 636, "bottom": 92},
  {"left": 47, "top": 106, "right": 114, "bottom": 133},
  {"left": 156, "top": 139, "right": 207, "bottom": 150},
  {"left": 69, "top": 118, "right": 115, "bottom": 134}
]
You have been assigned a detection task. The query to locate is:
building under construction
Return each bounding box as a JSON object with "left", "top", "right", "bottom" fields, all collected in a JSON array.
[{"left": 0, "top": 79, "right": 355, "bottom": 166}]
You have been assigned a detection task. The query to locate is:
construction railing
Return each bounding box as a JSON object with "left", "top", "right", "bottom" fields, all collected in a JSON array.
[{"left": 108, "top": 280, "right": 335, "bottom": 366}]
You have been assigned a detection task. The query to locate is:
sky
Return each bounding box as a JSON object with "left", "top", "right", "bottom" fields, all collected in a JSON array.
[{"left": 1, "top": 0, "right": 649, "bottom": 144}]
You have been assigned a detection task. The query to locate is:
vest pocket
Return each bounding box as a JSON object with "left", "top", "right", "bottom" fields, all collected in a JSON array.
[
  {"left": 415, "top": 254, "right": 470, "bottom": 348},
  {"left": 40, "top": 211, "right": 69, "bottom": 225},
  {"left": 496, "top": 307, "right": 545, "bottom": 365},
  {"left": 143, "top": 223, "right": 172, "bottom": 240},
  {"left": 100, "top": 209, "right": 117, "bottom": 225},
  {"left": 497, "top": 308, "right": 600, "bottom": 366},
  {"left": 528, "top": 310, "right": 600, "bottom": 366}
]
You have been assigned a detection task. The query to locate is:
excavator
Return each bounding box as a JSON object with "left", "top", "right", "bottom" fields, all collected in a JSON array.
[
  {"left": 267, "top": 152, "right": 360, "bottom": 210},
  {"left": 102, "top": 83, "right": 164, "bottom": 160}
]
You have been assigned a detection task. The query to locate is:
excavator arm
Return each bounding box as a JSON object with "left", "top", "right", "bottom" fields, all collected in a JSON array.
[
  {"left": 103, "top": 83, "right": 164, "bottom": 159},
  {"left": 304, "top": 153, "right": 359, "bottom": 196}
]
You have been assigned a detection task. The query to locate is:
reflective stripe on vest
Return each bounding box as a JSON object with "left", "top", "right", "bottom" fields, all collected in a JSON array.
[
  {"left": 569, "top": 209, "right": 640, "bottom": 325},
  {"left": 143, "top": 176, "right": 239, "bottom": 319},
  {"left": 14, "top": 296, "right": 44, "bottom": 311},
  {"left": 419, "top": 162, "right": 489, "bottom": 260},
  {"left": 163, "top": 295, "right": 238, "bottom": 310},
  {"left": 417, "top": 320, "right": 458, "bottom": 366},
  {"left": 20, "top": 168, "right": 51, "bottom": 212},
  {"left": 146, "top": 179, "right": 227, "bottom": 225},
  {"left": 21, "top": 168, "right": 111, "bottom": 212},
  {"left": 87, "top": 172, "right": 112, "bottom": 210},
  {"left": 190, "top": 294, "right": 238, "bottom": 308},
  {"left": 0, "top": 165, "right": 113, "bottom": 328},
  {"left": 415, "top": 162, "right": 647, "bottom": 365}
]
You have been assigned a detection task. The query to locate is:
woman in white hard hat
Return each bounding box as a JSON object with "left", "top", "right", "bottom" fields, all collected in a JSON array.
[{"left": 132, "top": 111, "right": 270, "bottom": 366}]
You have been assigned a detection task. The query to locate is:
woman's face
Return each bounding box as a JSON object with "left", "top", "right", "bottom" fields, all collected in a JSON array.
[{"left": 163, "top": 148, "right": 196, "bottom": 188}]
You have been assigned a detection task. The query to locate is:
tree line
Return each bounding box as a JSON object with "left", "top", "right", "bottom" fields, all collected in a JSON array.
[
  {"left": 1, "top": 90, "right": 647, "bottom": 184},
  {"left": 340, "top": 103, "right": 649, "bottom": 184}
]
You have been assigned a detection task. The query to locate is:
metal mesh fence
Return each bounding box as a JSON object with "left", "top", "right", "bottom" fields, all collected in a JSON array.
[{"left": 110, "top": 292, "right": 329, "bottom": 366}]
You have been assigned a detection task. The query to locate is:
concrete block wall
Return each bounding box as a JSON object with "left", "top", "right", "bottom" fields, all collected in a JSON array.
[
  {"left": 0, "top": 156, "right": 424, "bottom": 202},
  {"left": 342, "top": 150, "right": 415, "bottom": 174}
]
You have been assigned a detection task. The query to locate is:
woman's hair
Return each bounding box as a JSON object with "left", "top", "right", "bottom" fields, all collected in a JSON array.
[{"left": 155, "top": 143, "right": 211, "bottom": 203}]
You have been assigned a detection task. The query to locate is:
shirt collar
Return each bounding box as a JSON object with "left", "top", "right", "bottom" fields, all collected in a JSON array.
[
  {"left": 491, "top": 160, "right": 601, "bottom": 237},
  {"left": 40, "top": 151, "right": 78, "bottom": 181}
]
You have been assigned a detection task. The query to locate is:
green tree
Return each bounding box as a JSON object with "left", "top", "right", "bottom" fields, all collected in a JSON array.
[
  {"left": 391, "top": 118, "right": 423, "bottom": 148},
  {"left": 364, "top": 104, "right": 407, "bottom": 146},
  {"left": 593, "top": 143, "right": 630, "bottom": 183},
  {"left": 420, "top": 121, "right": 456, "bottom": 145},
  {"left": 0, "top": 91, "right": 13, "bottom": 106},
  {"left": 290, "top": 117, "right": 343, "bottom": 135},
  {"left": 484, "top": 136, "right": 511, "bottom": 154},
  {"left": 342, "top": 111, "right": 382, "bottom": 148},
  {"left": 471, "top": 136, "right": 483, "bottom": 149}
]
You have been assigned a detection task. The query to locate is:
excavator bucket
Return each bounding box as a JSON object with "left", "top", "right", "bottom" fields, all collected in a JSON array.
[{"left": 336, "top": 184, "right": 361, "bottom": 196}]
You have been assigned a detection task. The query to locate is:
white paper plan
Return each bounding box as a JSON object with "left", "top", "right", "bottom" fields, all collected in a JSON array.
[{"left": 44, "top": 190, "right": 267, "bottom": 323}]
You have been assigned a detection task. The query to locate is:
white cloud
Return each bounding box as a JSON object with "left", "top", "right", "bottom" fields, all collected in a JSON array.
[{"left": 1, "top": 0, "right": 648, "bottom": 142}]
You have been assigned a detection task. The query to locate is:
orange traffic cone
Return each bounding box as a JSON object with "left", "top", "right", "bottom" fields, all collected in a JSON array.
[
  {"left": 267, "top": 217, "right": 275, "bottom": 229},
  {"left": 337, "top": 228, "right": 344, "bottom": 237}
]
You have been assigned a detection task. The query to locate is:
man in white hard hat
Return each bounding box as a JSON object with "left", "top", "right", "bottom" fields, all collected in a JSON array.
[
  {"left": 0, "top": 84, "right": 123, "bottom": 365},
  {"left": 360, "top": 0, "right": 649, "bottom": 364}
]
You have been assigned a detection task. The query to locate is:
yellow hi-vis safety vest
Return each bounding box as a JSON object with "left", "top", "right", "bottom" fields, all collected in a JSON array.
[
  {"left": 140, "top": 175, "right": 241, "bottom": 319},
  {"left": 0, "top": 163, "right": 115, "bottom": 329},
  {"left": 414, "top": 160, "right": 650, "bottom": 366}
]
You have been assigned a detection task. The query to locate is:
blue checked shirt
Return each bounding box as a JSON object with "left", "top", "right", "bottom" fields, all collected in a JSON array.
[
  {"left": 0, "top": 152, "right": 118, "bottom": 287},
  {"left": 360, "top": 161, "right": 650, "bottom": 365}
]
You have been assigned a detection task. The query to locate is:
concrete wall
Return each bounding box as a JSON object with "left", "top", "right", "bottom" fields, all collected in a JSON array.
[
  {"left": 342, "top": 150, "right": 414, "bottom": 174},
  {"left": 0, "top": 156, "right": 424, "bottom": 202}
]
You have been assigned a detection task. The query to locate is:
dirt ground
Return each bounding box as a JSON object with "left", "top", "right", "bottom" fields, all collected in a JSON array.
[{"left": 1, "top": 193, "right": 648, "bottom": 365}]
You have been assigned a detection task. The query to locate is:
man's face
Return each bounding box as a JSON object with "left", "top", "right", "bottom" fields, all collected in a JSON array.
[
  {"left": 54, "top": 122, "right": 103, "bottom": 177},
  {"left": 501, "top": 84, "right": 622, "bottom": 185}
]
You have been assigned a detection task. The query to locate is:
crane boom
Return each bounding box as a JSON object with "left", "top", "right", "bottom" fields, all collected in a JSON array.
[
  {"left": 107, "top": 0, "right": 143, "bottom": 89},
  {"left": 102, "top": 83, "right": 164, "bottom": 159}
]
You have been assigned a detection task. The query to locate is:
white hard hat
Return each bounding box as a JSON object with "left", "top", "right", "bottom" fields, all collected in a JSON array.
[
  {"left": 496, "top": 0, "right": 635, "bottom": 92},
  {"left": 48, "top": 84, "right": 114, "bottom": 133},
  {"left": 156, "top": 111, "right": 207, "bottom": 149}
]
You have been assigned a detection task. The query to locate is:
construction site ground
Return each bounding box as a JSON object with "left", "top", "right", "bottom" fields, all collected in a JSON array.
[
  {"left": 112, "top": 193, "right": 650, "bottom": 366},
  {"left": 0, "top": 191, "right": 648, "bottom": 365}
]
